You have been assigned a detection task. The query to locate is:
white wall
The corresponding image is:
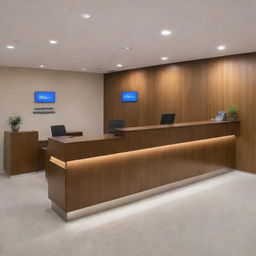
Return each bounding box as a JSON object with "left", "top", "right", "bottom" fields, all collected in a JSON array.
[{"left": 0, "top": 67, "right": 103, "bottom": 170}]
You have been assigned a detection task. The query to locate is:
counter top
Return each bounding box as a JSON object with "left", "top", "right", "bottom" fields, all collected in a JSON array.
[
  {"left": 115, "top": 120, "right": 240, "bottom": 133},
  {"left": 47, "top": 120, "right": 240, "bottom": 162}
]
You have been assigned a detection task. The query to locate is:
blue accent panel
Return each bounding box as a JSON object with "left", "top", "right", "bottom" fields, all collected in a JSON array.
[
  {"left": 34, "top": 91, "right": 56, "bottom": 103},
  {"left": 121, "top": 91, "right": 138, "bottom": 102}
]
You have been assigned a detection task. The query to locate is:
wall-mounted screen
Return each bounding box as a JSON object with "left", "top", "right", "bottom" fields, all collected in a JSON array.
[
  {"left": 121, "top": 91, "right": 138, "bottom": 102},
  {"left": 34, "top": 91, "right": 56, "bottom": 103}
]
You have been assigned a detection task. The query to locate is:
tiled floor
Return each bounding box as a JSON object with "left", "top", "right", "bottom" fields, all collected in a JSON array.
[{"left": 0, "top": 169, "right": 256, "bottom": 256}]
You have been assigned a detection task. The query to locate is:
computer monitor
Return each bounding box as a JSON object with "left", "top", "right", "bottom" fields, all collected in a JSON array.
[{"left": 160, "top": 113, "right": 175, "bottom": 125}]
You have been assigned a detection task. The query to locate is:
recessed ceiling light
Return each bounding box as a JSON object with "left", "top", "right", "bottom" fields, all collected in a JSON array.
[
  {"left": 161, "top": 30, "right": 172, "bottom": 36},
  {"left": 40, "top": 65, "right": 44, "bottom": 68},
  {"left": 122, "top": 46, "right": 133, "bottom": 51},
  {"left": 117, "top": 64, "right": 123, "bottom": 67},
  {"left": 82, "top": 68, "right": 86, "bottom": 71},
  {"left": 6, "top": 45, "right": 15, "bottom": 49},
  {"left": 81, "top": 13, "right": 91, "bottom": 19},
  {"left": 161, "top": 57, "right": 168, "bottom": 60},
  {"left": 217, "top": 45, "right": 226, "bottom": 50},
  {"left": 49, "top": 40, "right": 58, "bottom": 44}
]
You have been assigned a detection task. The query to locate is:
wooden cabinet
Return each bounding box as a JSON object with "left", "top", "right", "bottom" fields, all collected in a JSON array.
[{"left": 4, "top": 131, "right": 39, "bottom": 175}]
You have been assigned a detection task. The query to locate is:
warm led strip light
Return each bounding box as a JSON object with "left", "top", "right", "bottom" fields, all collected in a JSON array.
[{"left": 50, "top": 156, "right": 67, "bottom": 169}]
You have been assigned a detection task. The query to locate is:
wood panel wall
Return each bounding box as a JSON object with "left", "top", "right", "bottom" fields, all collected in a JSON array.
[{"left": 104, "top": 52, "right": 256, "bottom": 173}]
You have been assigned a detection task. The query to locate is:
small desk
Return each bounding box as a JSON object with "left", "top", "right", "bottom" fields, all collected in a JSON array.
[
  {"left": 4, "top": 131, "right": 39, "bottom": 175},
  {"left": 4, "top": 130, "right": 83, "bottom": 175}
]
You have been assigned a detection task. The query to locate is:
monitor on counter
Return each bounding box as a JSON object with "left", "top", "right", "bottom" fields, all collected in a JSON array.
[
  {"left": 121, "top": 91, "right": 138, "bottom": 102},
  {"left": 34, "top": 91, "right": 56, "bottom": 103},
  {"left": 160, "top": 113, "right": 176, "bottom": 125}
]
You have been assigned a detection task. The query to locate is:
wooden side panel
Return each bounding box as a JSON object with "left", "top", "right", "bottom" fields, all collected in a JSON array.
[
  {"left": 38, "top": 130, "right": 83, "bottom": 171},
  {"left": 48, "top": 161, "right": 66, "bottom": 211},
  {"left": 47, "top": 139, "right": 66, "bottom": 163},
  {"left": 64, "top": 136, "right": 235, "bottom": 211}
]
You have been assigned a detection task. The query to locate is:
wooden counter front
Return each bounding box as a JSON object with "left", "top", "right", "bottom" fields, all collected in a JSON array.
[{"left": 47, "top": 121, "right": 240, "bottom": 217}]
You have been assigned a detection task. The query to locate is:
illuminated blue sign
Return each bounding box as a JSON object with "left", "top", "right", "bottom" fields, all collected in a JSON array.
[
  {"left": 121, "top": 91, "right": 138, "bottom": 102},
  {"left": 34, "top": 91, "right": 56, "bottom": 103}
]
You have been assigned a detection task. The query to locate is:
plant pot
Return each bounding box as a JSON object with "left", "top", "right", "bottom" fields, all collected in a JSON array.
[
  {"left": 229, "top": 114, "right": 237, "bottom": 121},
  {"left": 11, "top": 125, "right": 20, "bottom": 132}
]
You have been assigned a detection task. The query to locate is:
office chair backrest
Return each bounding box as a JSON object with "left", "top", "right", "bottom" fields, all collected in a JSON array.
[
  {"left": 109, "top": 120, "right": 125, "bottom": 134},
  {"left": 51, "top": 125, "right": 67, "bottom": 137},
  {"left": 160, "top": 113, "right": 176, "bottom": 125}
]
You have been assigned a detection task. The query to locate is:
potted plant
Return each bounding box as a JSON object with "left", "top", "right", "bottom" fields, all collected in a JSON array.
[
  {"left": 8, "top": 115, "right": 22, "bottom": 132},
  {"left": 227, "top": 105, "right": 239, "bottom": 121}
]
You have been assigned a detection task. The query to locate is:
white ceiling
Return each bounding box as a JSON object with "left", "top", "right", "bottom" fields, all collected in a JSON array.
[{"left": 0, "top": 0, "right": 256, "bottom": 73}]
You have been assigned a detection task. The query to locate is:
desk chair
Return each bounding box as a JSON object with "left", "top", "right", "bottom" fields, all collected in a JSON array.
[
  {"left": 51, "top": 125, "right": 67, "bottom": 137},
  {"left": 109, "top": 120, "right": 125, "bottom": 134}
]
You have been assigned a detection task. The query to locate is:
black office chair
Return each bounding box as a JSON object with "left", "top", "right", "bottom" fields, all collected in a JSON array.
[
  {"left": 160, "top": 113, "right": 175, "bottom": 125},
  {"left": 109, "top": 120, "right": 125, "bottom": 133},
  {"left": 51, "top": 125, "right": 67, "bottom": 136}
]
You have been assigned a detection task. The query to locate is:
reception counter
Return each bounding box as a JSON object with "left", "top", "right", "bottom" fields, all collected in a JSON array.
[{"left": 47, "top": 120, "right": 240, "bottom": 220}]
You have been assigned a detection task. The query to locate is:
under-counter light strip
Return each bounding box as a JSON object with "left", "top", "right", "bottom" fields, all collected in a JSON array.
[{"left": 50, "top": 156, "right": 67, "bottom": 169}]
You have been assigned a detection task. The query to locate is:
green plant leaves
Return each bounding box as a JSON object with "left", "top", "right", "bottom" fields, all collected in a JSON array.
[{"left": 7, "top": 115, "right": 22, "bottom": 126}]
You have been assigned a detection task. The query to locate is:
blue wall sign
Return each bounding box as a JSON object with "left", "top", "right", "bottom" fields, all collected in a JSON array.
[
  {"left": 34, "top": 91, "right": 56, "bottom": 103},
  {"left": 121, "top": 91, "right": 138, "bottom": 102}
]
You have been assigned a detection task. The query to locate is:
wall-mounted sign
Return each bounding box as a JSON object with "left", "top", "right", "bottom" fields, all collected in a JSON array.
[
  {"left": 34, "top": 91, "right": 56, "bottom": 103},
  {"left": 121, "top": 91, "right": 138, "bottom": 102},
  {"left": 33, "top": 107, "right": 55, "bottom": 114}
]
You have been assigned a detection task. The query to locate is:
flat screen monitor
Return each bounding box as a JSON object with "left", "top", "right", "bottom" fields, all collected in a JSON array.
[
  {"left": 121, "top": 91, "right": 138, "bottom": 102},
  {"left": 34, "top": 91, "right": 56, "bottom": 103},
  {"left": 160, "top": 113, "right": 175, "bottom": 125}
]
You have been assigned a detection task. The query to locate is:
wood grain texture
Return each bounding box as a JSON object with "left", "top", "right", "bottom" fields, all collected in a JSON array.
[
  {"left": 48, "top": 135, "right": 236, "bottom": 212},
  {"left": 38, "top": 130, "right": 83, "bottom": 171},
  {"left": 4, "top": 131, "right": 39, "bottom": 175},
  {"left": 48, "top": 160, "right": 66, "bottom": 210},
  {"left": 104, "top": 52, "right": 256, "bottom": 173},
  {"left": 47, "top": 121, "right": 239, "bottom": 162}
]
